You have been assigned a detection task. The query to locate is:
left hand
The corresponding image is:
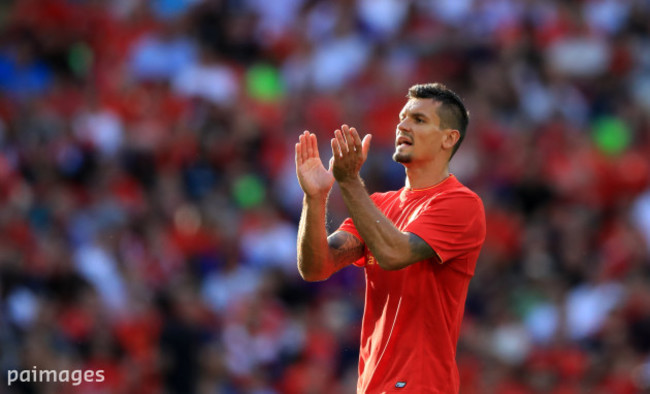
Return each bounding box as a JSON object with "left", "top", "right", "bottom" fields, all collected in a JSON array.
[{"left": 331, "top": 124, "right": 372, "bottom": 183}]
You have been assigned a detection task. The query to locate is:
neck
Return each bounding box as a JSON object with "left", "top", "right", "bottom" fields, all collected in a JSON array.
[{"left": 404, "top": 162, "right": 450, "bottom": 190}]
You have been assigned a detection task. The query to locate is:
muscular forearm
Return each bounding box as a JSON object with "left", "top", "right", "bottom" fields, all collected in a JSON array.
[
  {"left": 338, "top": 177, "right": 411, "bottom": 270},
  {"left": 297, "top": 195, "right": 335, "bottom": 281}
]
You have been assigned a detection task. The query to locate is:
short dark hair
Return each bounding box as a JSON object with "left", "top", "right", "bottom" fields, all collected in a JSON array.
[{"left": 407, "top": 83, "right": 469, "bottom": 158}]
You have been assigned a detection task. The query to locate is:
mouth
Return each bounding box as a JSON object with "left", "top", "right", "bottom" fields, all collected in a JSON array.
[{"left": 396, "top": 135, "right": 413, "bottom": 148}]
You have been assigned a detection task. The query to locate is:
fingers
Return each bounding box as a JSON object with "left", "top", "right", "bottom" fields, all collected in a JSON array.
[
  {"left": 340, "top": 124, "right": 359, "bottom": 154},
  {"left": 306, "top": 132, "right": 314, "bottom": 158},
  {"left": 348, "top": 126, "right": 361, "bottom": 153},
  {"left": 297, "top": 130, "right": 313, "bottom": 165},
  {"left": 299, "top": 132, "right": 309, "bottom": 163},
  {"left": 343, "top": 126, "right": 355, "bottom": 153},
  {"left": 297, "top": 130, "right": 322, "bottom": 163},
  {"left": 335, "top": 125, "right": 368, "bottom": 156},
  {"left": 313, "top": 125, "right": 369, "bottom": 170},
  {"left": 331, "top": 136, "right": 342, "bottom": 158},
  {"left": 310, "top": 133, "right": 319, "bottom": 158},
  {"left": 334, "top": 128, "right": 347, "bottom": 155},
  {"left": 362, "top": 134, "right": 372, "bottom": 158},
  {"left": 295, "top": 142, "right": 301, "bottom": 165},
  {"left": 350, "top": 127, "right": 362, "bottom": 146}
]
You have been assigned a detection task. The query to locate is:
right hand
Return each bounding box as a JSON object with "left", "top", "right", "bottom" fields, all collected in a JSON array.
[{"left": 296, "top": 131, "right": 335, "bottom": 198}]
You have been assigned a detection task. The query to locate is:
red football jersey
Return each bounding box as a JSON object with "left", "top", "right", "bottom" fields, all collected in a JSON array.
[{"left": 338, "top": 175, "right": 486, "bottom": 393}]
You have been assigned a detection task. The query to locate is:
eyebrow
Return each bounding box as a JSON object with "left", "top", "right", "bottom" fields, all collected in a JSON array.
[{"left": 400, "top": 111, "right": 430, "bottom": 120}]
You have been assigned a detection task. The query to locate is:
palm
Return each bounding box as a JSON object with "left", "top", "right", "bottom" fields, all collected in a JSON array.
[
  {"left": 295, "top": 132, "right": 334, "bottom": 197},
  {"left": 298, "top": 157, "right": 334, "bottom": 195}
]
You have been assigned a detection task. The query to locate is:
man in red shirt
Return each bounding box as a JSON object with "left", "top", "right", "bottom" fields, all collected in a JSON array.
[{"left": 295, "top": 83, "right": 486, "bottom": 393}]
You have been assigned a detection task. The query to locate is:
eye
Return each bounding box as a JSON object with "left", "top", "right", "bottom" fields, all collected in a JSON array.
[{"left": 414, "top": 117, "right": 424, "bottom": 124}]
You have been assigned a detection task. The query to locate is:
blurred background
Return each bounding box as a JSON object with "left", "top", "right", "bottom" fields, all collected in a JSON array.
[{"left": 0, "top": 0, "right": 650, "bottom": 393}]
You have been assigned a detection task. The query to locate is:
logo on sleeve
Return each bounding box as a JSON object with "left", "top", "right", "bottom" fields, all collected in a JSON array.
[{"left": 395, "top": 381, "right": 407, "bottom": 388}]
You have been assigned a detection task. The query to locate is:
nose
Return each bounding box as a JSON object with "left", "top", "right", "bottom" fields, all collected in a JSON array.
[{"left": 397, "top": 118, "right": 409, "bottom": 134}]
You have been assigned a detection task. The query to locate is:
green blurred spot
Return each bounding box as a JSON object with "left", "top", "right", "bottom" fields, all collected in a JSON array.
[
  {"left": 69, "top": 43, "right": 93, "bottom": 77},
  {"left": 511, "top": 287, "right": 543, "bottom": 319},
  {"left": 233, "top": 174, "right": 266, "bottom": 208},
  {"left": 592, "top": 116, "right": 630, "bottom": 156},
  {"left": 245, "top": 63, "right": 284, "bottom": 102}
]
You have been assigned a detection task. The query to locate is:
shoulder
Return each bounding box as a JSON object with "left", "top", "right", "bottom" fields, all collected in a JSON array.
[
  {"left": 446, "top": 184, "right": 486, "bottom": 233},
  {"left": 430, "top": 182, "right": 485, "bottom": 222},
  {"left": 453, "top": 187, "right": 483, "bottom": 208},
  {"left": 370, "top": 189, "right": 402, "bottom": 204},
  {"left": 442, "top": 178, "right": 484, "bottom": 206}
]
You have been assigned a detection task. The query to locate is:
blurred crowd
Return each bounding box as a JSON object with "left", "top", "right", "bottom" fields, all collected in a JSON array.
[{"left": 1, "top": 0, "right": 650, "bottom": 393}]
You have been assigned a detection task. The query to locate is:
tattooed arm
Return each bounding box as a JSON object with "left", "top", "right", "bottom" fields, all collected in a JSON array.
[
  {"left": 297, "top": 196, "right": 364, "bottom": 282},
  {"left": 295, "top": 130, "right": 365, "bottom": 281},
  {"left": 329, "top": 125, "right": 437, "bottom": 271},
  {"left": 337, "top": 178, "right": 437, "bottom": 270}
]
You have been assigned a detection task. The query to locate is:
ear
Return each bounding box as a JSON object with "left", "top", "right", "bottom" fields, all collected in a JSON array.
[{"left": 442, "top": 129, "right": 460, "bottom": 151}]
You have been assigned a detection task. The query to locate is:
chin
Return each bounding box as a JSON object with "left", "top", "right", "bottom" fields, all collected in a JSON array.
[{"left": 392, "top": 152, "right": 412, "bottom": 163}]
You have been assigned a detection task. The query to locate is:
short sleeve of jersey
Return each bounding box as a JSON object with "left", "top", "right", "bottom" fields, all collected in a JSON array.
[
  {"left": 337, "top": 219, "right": 366, "bottom": 267},
  {"left": 335, "top": 193, "right": 386, "bottom": 267},
  {"left": 404, "top": 192, "right": 486, "bottom": 266}
]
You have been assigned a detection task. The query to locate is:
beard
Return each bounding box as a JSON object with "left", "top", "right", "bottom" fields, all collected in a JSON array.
[{"left": 392, "top": 151, "right": 412, "bottom": 163}]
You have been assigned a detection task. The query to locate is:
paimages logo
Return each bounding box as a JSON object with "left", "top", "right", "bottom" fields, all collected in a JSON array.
[{"left": 7, "top": 367, "right": 105, "bottom": 386}]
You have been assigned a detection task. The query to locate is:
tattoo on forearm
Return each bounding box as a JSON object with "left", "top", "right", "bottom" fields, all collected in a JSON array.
[
  {"left": 408, "top": 233, "right": 436, "bottom": 262},
  {"left": 328, "top": 232, "right": 365, "bottom": 268}
]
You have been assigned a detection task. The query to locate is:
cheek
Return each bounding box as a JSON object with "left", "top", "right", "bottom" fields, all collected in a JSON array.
[{"left": 423, "top": 133, "right": 442, "bottom": 149}]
